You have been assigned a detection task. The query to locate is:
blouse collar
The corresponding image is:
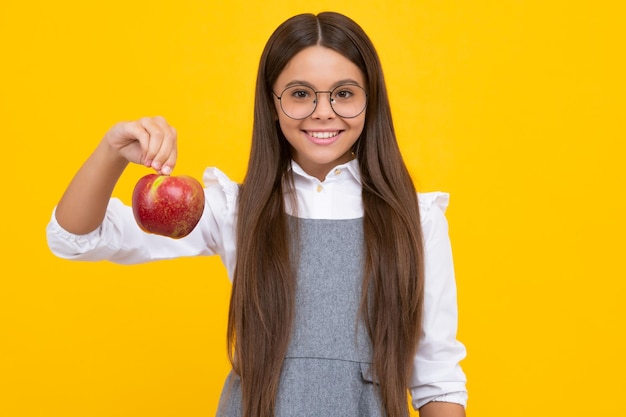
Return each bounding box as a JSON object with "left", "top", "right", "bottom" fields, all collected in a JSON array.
[{"left": 289, "top": 158, "right": 362, "bottom": 185}]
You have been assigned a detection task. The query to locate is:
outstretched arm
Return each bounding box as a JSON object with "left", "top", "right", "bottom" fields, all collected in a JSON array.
[{"left": 55, "top": 116, "right": 177, "bottom": 234}]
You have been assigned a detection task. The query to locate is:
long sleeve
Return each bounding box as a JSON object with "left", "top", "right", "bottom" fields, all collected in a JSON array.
[
  {"left": 409, "top": 193, "right": 468, "bottom": 409},
  {"left": 46, "top": 167, "right": 240, "bottom": 280}
]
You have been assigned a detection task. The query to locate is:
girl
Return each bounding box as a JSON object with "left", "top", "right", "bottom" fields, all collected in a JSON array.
[{"left": 47, "top": 12, "right": 467, "bottom": 417}]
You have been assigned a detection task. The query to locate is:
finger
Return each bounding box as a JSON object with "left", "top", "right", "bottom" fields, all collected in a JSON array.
[
  {"left": 139, "top": 116, "right": 167, "bottom": 168},
  {"left": 161, "top": 125, "right": 178, "bottom": 175},
  {"left": 150, "top": 119, "right": 178, "bottom": 175}
]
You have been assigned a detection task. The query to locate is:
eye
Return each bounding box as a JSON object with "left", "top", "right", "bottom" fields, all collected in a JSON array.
[
  {"left": 334, "top": 90, "right": 354, "bottom": 99},
  {"left": 285, "top": 86, "right": 313, "bottom": 100},
  {"left": 292, "top": 90, "right": 309, "bottom": 99},
  {"left": 333, "top": 84, "right": 363, "bottom": 100}
]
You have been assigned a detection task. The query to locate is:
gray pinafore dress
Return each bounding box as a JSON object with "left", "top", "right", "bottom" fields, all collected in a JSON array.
[{"left": 216, "top": 217, "right": 387, "bottom": 416}]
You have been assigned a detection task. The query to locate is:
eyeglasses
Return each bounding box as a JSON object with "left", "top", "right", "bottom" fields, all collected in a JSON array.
[{"left": 272, "top": 84, "right": 367, "bottom": 119}]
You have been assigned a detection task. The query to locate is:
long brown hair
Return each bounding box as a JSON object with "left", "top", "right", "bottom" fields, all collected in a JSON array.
[{"left": 228, "top": 12, "right": 424, "bottom": 417}]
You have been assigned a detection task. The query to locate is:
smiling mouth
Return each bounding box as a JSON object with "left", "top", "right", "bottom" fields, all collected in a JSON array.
[{"left": 306, "top": 130, "right": 341, "bottom": 139}]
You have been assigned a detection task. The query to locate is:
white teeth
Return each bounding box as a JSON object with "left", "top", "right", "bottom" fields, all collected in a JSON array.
[{"left": 308, "top": 131, "right": 339, "bottom": 139}]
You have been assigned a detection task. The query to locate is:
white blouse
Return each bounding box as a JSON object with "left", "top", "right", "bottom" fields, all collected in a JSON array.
[{"left": 46, "top": 159, "right": 468, "bottom": 409}]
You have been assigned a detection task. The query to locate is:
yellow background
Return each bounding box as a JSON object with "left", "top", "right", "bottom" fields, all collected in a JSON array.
[{"left": 1, "top": 1, "right": 624, "bottom": 416}]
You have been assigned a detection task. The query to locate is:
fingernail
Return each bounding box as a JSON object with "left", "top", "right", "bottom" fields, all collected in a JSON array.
[{"left": 162, "top": 165, "right": 172, "bottom": 175}]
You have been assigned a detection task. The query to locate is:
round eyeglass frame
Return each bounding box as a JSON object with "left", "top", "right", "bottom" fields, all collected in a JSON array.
[{"left": 272, "top": 84, "right": 368, "bottom": 120}]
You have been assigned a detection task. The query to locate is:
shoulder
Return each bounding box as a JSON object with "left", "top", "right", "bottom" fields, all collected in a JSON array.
[
  {"left": 417, "top": 191, "right": 452, "bottom": 245},
  {"left": 417, "top": 191, "right": 450, "bottom": 220},
  {"left": 202, "top": 167, "right": 240, "bottom": 212}
]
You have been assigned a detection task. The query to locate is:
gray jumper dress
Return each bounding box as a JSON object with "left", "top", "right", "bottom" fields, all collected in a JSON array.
[{"left": 216, "top": 217, "right": 387, "bottom": 416}]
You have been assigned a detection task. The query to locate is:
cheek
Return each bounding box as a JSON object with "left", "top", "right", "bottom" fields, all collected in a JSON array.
[
  {"left": 275, "top": 117, "right": 297, "bottom": 146},
  {"left": 276, "top": 113, "right": 299, "bottom": 133},
  {"left": 351, "top": 116, "right": 366, "bottom": 138}
]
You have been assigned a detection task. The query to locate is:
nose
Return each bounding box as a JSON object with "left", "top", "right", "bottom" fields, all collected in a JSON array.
[{"left": 311, "top": 91, "right": 335, "bottom": 119}]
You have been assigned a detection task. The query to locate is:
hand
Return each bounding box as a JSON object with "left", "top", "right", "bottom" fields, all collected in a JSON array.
[{"left": 104, "top": 116, "right": 178, "bottom": 175}]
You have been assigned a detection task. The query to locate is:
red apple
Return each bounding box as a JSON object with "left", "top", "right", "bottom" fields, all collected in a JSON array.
[{"left": 132, "top": 174, "right": 205, "bottom": 239}]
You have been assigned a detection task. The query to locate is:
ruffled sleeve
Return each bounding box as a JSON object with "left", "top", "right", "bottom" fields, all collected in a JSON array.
[
  {"left": 201, "top": 167, "right": 240, "bottom": 278},
  {"left": 418, "top": 191, "right": 450, "bottom": 216},
  {"left": 202, "top": 167, "right": 239, "bottom": 214},
  {"left": 409, "top": 192, "right": 468, "bottom": 409},
  {"left": 46, "top": 167, "right": 240, "bottom": 279}
]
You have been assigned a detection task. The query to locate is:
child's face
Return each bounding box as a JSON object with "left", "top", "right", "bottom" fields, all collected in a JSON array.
[{"left": 273, "top": 46, "right": 366, "bottom": 181}]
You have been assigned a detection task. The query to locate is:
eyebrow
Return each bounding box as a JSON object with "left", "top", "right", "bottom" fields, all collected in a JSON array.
[{"left": 283, "top": 79, "right": 364, "bottom": 90}]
